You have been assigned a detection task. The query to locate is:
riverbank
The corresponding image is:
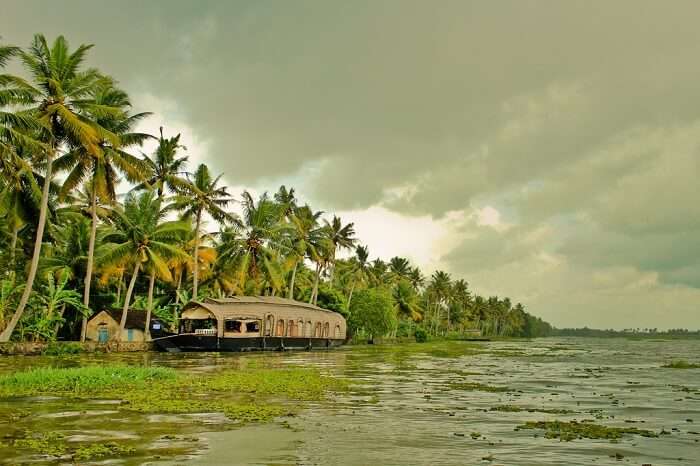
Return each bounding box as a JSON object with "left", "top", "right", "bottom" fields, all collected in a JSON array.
[{"left": 0, "top": 340, "right": 154, "bottom": 356}]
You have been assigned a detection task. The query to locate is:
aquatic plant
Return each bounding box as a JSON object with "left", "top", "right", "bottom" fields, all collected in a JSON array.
[
  {"left": 662, "top": 360, "right": 700, "bottom": 369},
  {"left": 516, "top": 420, "right": 659, "bottom": 441}
]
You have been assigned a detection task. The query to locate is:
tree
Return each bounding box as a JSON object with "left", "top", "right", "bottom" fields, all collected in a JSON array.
[
  {"left": 342, "top": 245, "right": 371, "bottom": 311},
  {"left": 427, "top": 270, "right": 452, "bottom": 334},
  {"left": 324, "top": 215, "right": 356, "bottom": 288},
  {"left": 392, "top": 279, "right": 423, "bottom": 322},
  {"left": 99, "top": 191, "right": 188, "bottom": 340},
  {"left": 348, "top": 287, "right": 396, "bottom": 343},
  {"left": 24, "top": 273, "right": 87, "bottom": 342},
  {"left": 1, "top": 34, "right": 109, "bottom": 342},
  {"left": 170, "top": 164, "right": 233, "bottom": 298},
  {"left": 285, "top": 205, "right": 323, "bottom": 300},
  {"left": 56, "top": 81, "right": 151, "bottom": 340},
  {"left": 388, "top": 256, "right": 411, "bottom": 283},
  {"left": 217, "top": 191, "right": 288, "bottom": 295},
  {"left": 136, "top": 127, "right": 188, "bottom": 197}
]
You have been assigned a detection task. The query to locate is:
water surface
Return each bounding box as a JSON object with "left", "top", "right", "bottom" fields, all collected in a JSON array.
[{"left": 1, "top": 338, "right": 699, "bottom": 465}]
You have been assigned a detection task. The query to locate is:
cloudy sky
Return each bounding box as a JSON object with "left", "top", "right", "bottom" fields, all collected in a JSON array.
[{"left": 3, "top": 1, "right": 699, "bottom": 329}]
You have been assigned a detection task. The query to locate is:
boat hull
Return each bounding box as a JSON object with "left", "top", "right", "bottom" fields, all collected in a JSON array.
[{"left": 153, "top": 334, "right": 345, "bottom": 352}]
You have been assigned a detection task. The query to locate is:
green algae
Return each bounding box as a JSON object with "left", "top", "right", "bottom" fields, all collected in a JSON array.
[
  {"left": 11, "top": 431, "right": 137, "bottom": 461},
  {"left": 516, "top": 420, "right": 659, "bottom": 441},
  {"left": 662, "top": 360, "right": 700, "bottom": 369}
]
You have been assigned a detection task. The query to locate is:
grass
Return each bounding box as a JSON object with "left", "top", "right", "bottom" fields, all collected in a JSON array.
[
  {"left": 516, "top": 420, "right": 659, "bottom": 441},
  {"left": 662, "top": 360, "right": 700, "bottom": 369}
]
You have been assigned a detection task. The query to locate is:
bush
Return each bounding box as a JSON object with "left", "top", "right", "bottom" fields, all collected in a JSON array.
[
  {"left": 42, "top": 342, "right": 83, "bottom": 356},
  {"left": 414, "top": 327, "right": 428, "bottom": 343}
]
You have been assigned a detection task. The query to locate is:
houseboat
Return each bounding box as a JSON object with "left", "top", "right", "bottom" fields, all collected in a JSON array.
[{"left": 153, "top": 296, "right": 347, "bottom": 352}]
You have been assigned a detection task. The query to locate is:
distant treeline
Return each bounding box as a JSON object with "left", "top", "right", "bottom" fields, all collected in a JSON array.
[{"left": 552, "top": 327, "right": 700, "bottom": 338}]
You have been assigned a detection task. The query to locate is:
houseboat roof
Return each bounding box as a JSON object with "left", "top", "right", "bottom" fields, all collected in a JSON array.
[{"left": 183, "top": 296, "right": 341, "bottom": 317}]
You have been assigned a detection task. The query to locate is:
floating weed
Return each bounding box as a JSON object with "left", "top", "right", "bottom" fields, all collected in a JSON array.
[
  {"left": 448, "top": 382, "right": 510, "bottom": 393},
  {"left": 73, "top": 442, "right": 136, "bottom": 461},
  {"left": 0, "top": 365, "right": 349, "bottom": 425},
  {"left": 516, "top": 420, "right": 659, "bottom": 441},
  {"left": 490, "top": 405, "right": 575, "bottom": 414},
  {"left": 662, "top": 360, "right": 700, "bottom": 369}
]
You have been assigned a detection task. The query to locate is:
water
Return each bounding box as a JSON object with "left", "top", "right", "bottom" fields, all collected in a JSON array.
[{"left": 1, "top": 338, "right": 699, "bottom": 465}]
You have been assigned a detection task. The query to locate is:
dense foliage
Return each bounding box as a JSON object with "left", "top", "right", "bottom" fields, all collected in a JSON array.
[{"left": 0, "top": 34, "right": 552, "bottom": 342}]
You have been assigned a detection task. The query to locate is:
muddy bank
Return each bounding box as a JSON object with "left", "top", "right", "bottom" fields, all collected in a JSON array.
[{"left": 0, "top": 340, "right": 154, "bottom": 355}]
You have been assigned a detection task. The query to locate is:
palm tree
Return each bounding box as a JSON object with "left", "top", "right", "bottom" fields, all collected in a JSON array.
[
  {"left": 217, "top": 191, "right": 289, "bottom": 295},
  {"left": 324, "top": 216, "right": 357, "bottom": 288},
  {"left": 1, "top": 34, "right": 110, "bottom": 342},
  {"left": 449, "top": 279, "right": 470, "bottom": 331},
  {"left": 393, "top": 279, "right": 423, "bottom": 322},
  {"left": 274, "top": 185, "right": 297, "bottom": 221},
  {"left": 170, "top": 164, "right": 233, "bottom": 298},
  {"left": 135, "top": 127, "right": 188, "bottom": 197},
  {"left": 408, "top": 266, "right": 424, "bottom": 290},
  {"left": 26, "top": 273, "right": 87, "bottom": 341},
  {"left": 427, "top": 270, "right": 452, "bottom": 334},
  {"left": 56, "top": 81, "right": 151, "bottom": 340},
  {"left": 343, "top": 245, "right": 371, "bottom": 311},
  {"left": 388, "top": 256, "right": 412, "bottom": 283},
  {"left": 98, "top": 191, "right": 188, "bottom": 340},
  {"left": 285, "top": 205, "right": 323, "bottom": 299}
]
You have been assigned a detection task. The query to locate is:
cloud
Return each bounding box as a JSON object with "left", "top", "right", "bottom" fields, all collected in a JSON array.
[{"left": 3, "top": 0, "right": 700, "bottom": 328}]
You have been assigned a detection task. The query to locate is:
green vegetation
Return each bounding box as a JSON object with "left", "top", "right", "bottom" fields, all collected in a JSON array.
[
  {"left": 516, "top": 420, "right": 659, "bottom": 441},
  {"left": 0, "top": 364, "right": 349, "bottom": 435},
  {"left": 490, "top": 405, "right": 575, "bottom": 414},
  {"left": 448, "top": 381, "right": 510, "bottom": 393},
  {"left": 662, "top": 360, "right": 700, "bottom": 369},
  {"left": 0, "top": 33, "right": 551, "bottom": 344}
]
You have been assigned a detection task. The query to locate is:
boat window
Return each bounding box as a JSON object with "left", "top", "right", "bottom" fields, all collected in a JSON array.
[
  {"left": 323, "top": 322, "right": 330, "bottom": 337},
  {"left": 314, "top": 322, "right": 322, "bottom": 338},
  {"left": 246, "top": 321, "right": 260, "bottom": 333},
  {"left": 305, "top": 321, "right": 312, "bottom": 337},
  {"left": 276, "top": 319, "right": 285, "bottom": 336},
  {"left": 335, "top": 324, "right": 341, "bottom": 338},
  {"left": 181, "top": 318, "right": 216, "bottom": 334},
  {"left": 298, "top": 319, "right": 304, "bottom": 337},
  {"left": 225, "top": 320, "right": 242, "bottom": 333},
  {"left": 264, "top": 315, "right": 274, "bottom": 336}
]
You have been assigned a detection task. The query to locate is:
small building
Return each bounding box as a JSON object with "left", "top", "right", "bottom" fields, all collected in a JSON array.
[{"left": 86, "top": 309, "right": 166, "bottom": 342}]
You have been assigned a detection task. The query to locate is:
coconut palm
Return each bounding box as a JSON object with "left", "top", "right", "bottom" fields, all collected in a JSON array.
[
  {"left": 393, "top": 279, "right": 423, "bottom": 322},
  {"left": 388, "top": 256, "right": 412, "bottom": 283},
  {"left": 55, "top": 81, "right": 151, "bottom": 340},
  {"left": 98, "top": 191, "right": 188, "bottom": 340},
  {"left": 285, "top": 205, "right": 323, "bottom": 299},
  {"left": 324, "top": 215, "right": 357, "bottom": 288},
  {"left": 170, "top": 164, "right": 233, "bottom": 298},
  {"left": 217, "top": 191, "right": 290, "bottom": 295},
  {"left": 1, "top": 34, "right": 112, "bottom": 342},
  {"left": 427, "top": 270, "right": 452, "bottom": 334},
  {"left": 342, "top": 245, "right": 371, "bottom": 311},
  {"left": 135, "top": 127, "right": 189, "bottom": 197}
]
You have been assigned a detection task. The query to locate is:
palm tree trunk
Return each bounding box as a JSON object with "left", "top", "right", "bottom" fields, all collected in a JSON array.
[
  {"left": 9, "top": 226, "right": 18, "bottom": 269},
  {"left": 287, "top": 260, "right": 298, "bottom": 300},
  {"left": 118, "top": 261, "right": 140, "bottom": 340},
  {"left": 192, "top": 211, "right": 201, "bottom": 299},
  {"left": 116, "top": 269, "right": 124, "bottom": 305},
  {"left": 145, "top": 270, "right": 155, "bottom": 340},
  {"left": 174, "top": 269, "right": 182, "bottom": 304},
  {"left": 346, "top": 280, "right": 356, "bottom": 312},
  {"left": 309, "top": 263, "right": 320, "bottom": 305},
  {"left": 0, "top": 150, "right": 54, "bottom": 342},
  {"left": 80, "top": 187, "right": 98, "bottom": 342}
]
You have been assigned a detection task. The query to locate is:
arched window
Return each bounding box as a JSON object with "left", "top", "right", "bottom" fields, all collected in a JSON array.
[
  {"left": 264, "top": 315, "right": 274, "bottom": 336},
  {"left": 334, "top": 324, "right": 341, "bottom": 338},
  {"left": 276, "top": 319, "right": 285, "bottom": 336},
  {"left": 287, "top": 320, "right": 296, "bottom": 337},
  {"left": 305, "top": 321, "right": 313, "bottom": 337},
  {"left": 314, "top": 322, "right": 322, "bottom": 338},
  {"left": 298, "top": 319, "right": 304, "bottom": 337},
  {"left": 323, "top": 322, "right": 330, "bottom": 338}
]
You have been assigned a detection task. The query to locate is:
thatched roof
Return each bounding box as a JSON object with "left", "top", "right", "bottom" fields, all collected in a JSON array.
[{"left": 182, "top": 296, "right": 342, "bottom": 319}]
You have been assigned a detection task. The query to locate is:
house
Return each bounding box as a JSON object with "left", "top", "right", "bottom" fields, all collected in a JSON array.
[{"left": 86, "top": 309, "right": 166, "bottom": 342}]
